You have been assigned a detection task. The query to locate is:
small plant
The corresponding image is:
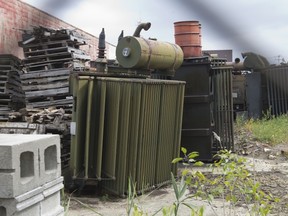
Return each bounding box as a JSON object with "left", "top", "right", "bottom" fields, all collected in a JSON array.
[
  {"left": 168, "top": 147, "right": 205, "bottom": 216},
  {"left": 160, "top": 171, "right": 205, "bottom": 216},
  {"left": 211, "top": 149, "right": 276, "bottom": 216},
  {"left": 171, "top": 147, "right": 279, "bottom": 216},
  {"left": 61, "top": 188, "right": 71, "bottom": 215},
  {"left": 127, "top": 178, "right": 149, "bottom": 216},
  {"left": 61, "top": 188, "right": 103, "bottom": 216},
  {"left": 126, "top": 147, "right": 205, "bottom": 216},
  {"left": 124, "top": 144, "right": 280, "bottom": 216}
]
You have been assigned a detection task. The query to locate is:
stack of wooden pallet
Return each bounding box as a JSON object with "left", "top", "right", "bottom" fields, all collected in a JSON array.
[
  {"left": 0, "top": 54, "right": 25, "bottom": 121},
  {"left": 17, "top": 26, "right": 91, "bottom": 170},
  {"left": 19, "top": 26, "right": 91, "bottom": 113},
  {"left": 19, "top": 26, "right": 90, "bottom": 71}
]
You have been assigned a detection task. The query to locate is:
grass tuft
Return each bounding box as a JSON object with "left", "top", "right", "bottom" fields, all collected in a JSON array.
[{"left": 243, "top": 114, "right": 288, "bottom": 145}]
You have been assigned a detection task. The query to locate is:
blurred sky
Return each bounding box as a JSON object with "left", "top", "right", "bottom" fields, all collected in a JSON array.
[{"left": 22, "top": 0, "right": 288, "bottom": 64}]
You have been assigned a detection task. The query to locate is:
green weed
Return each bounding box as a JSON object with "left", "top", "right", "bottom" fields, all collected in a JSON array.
[
  {"left": 169, "top": 148, "right": 279, "bottom": 216},
  {"left": 244, "top": 114, "right": 288, "bottom": 145}
]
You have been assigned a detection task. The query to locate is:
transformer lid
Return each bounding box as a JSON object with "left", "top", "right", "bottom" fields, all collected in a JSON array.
[{"left": 116, "top": 36, "right": 144, "bottom": 68}]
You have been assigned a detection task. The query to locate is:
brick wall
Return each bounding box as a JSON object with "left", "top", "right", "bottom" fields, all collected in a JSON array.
[{"left": 0, "top": 0, "right": 112, "bottom": 60}]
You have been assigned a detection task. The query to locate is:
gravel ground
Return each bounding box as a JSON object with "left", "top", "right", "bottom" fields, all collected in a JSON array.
[{"left": 65, "top": 129, "right": 288, "bottom": 216}]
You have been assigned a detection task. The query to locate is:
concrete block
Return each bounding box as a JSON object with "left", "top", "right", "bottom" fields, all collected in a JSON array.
[
  {"left": 0, "top": 134, "right": 60, "bottom": 198},
  {"left": 57, "top": 209, "right": 65, "bottom": 216},
  {"left": 41, "top": 191, "right": 64, "bottom": 216},
  {"left": 0, "top": 176, "right": 64, "bottom": 216},
  {"left": 0, "top": 172, "right": 14, "bottom": 198},
  {"left": 0, "top": 201, "right": 41, "bottom": 216},
  {"left": 41, "top": 177, "right": 64, "bottom": 216},
  {"left": 42, "top": 177, "right": 64, "bottom": 197},
  {"left": 0, "top": 139, "right": 39, "bottom": 198},
  {"left": 38, "top": 135, "right": 61, "bottom": 185},
  {"left": 14, "top": 203, "right": 41, "bottom": 216},
  {"left": 0, "top": 186, "right": 43, "bottom": 216}
]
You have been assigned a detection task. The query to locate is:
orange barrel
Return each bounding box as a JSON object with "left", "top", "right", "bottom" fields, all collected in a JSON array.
[
  {"left": 175, "top": 32, "right": 201, "bottom": 45},
  {"left": 180, "top": 45, "right": 202, "bottom": 58},
  {"left": 174, "top": 21, "right": 202, "bottom": 58}
]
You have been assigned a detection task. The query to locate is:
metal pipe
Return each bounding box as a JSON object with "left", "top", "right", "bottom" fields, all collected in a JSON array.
[
  {"left": 133, "top": 22, "right": 151, "bottom": 37},
  {"left": 227, "top": 53, "right": 270, "bottom": 71},
  {"left": 226, "top": 58, "right": 245, "bottom": 71}
]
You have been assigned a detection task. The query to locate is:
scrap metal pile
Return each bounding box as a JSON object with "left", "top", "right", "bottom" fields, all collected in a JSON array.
[{"left": 0, "top": 54, "right": 25, "bottom": 121}]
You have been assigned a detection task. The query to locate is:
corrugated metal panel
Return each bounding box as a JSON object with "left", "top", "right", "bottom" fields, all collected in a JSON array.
[
  {"left": 102, "top": 79, "right": 132, "bottom": 194},
  {"left": 212, "top": 66, "right": 234, "bottom": 151},
  {"left": 70, "top": 75, "right": 185, "bottom": 196},
  {"left": 136, "top": 83, "right": 161, "bottom": 191},
  {"left": 265, "top": 65, "right": 288, "bottom": 116},
  {"left": 102, "top": 80, "right": 120, "bottom": 179},
  {"left": 126, "top": 82, "right": 142, "bottom": 187},
  {"left": 155, "top": 84, "right": 185, "bottom": 184},
  {"left": 70, "top": 77, "right": 89, "bottom": 178},
  {"left": 91, "top": 80, "right": 106, "bottom": 179}
]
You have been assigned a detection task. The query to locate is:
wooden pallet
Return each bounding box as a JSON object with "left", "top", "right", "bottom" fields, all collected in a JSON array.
[
  {"left": 0, "top": 107, "right": 11, "bottom": 121},
  {"left": 0, "top": 55, "right": 25, "bottom": 114},
  {"left": 23, "top": 52, "right": 73, "bottom": 64},
  {"left": 24, "top": 46, "right": 88, "bottom": 58},
  {"left": 0, "top": 54, "right": 22, "bottom": 68},
  {"left": 26, "top": 96, "right": 73, "bottom": 110}
]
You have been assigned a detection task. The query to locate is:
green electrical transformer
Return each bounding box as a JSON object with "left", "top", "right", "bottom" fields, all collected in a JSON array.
[{"left": 68, "top": 23, "right": 186, "bottom": 196}]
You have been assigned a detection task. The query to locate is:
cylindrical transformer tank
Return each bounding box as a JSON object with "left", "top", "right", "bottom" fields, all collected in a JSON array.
[{"left": 116, "top": 36, "right": 184, "bottom": 70}]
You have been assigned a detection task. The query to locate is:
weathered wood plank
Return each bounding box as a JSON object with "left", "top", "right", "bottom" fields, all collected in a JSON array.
[
  {"left": 22, "top": 81, "right": 69, "bottom": 91},
  {"left": 26, "top": 98, "right": 73, "bottom": 108},
  {"left": 25, "top": 57, "right": 73, "bottom": 66},
  {"left": 21, "top": 75, "right": 69, "bottom": 85},
  {"left": 0, "top": 122, "right": 45, "bottom": 134},
  {"left": 21, "top": 69, "right": 71, "bottom": 79},
  {"left": 25, "top": 87, "right": 69, "bottom": 98}
]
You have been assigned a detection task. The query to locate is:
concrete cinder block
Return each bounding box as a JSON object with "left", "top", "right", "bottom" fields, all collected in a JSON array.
[
  {"left": 14, "top": 203, "right": 41, "bottom": 216},
  {"left": 0, "top": 200, "right": 41, "bottom": 216},
  {"left": 0, "top": 186, "right": 43, "bottom": 216},
  {"left": 41, "top": 191, "right": 64, "bottom": 216},
  {"left": 0, "top": 172, "right": 14, "bottom": 198},
  {"left": 42, "top": 177, "right": 64, "bottom": 197},
  {"left": 0, "top": 145, "right": 12, "bottom": 169},
  {"left": 0, "top": 176, "right": 64, "bottom": 216},
  {"left": 38, "top": 136, "right": 61, "bottom": 185},
  {"left": 0, "top": 136, "right": 40, "bottom": 198},
  {"left": 41, "top": 177, "right": 64, "bottom": 216},
  {"left": 0, "top": 134, "right": 60, "bottom": 198}
]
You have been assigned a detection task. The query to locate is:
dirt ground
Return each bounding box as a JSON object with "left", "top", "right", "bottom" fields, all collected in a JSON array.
[{"left": 65, "top": 128, "right": 288, "bottom": 216}]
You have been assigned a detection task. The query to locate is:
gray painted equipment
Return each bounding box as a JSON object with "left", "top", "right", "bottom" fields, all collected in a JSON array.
[{"left": 174, "top": 57, "right": 234, "bottom": 161}]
